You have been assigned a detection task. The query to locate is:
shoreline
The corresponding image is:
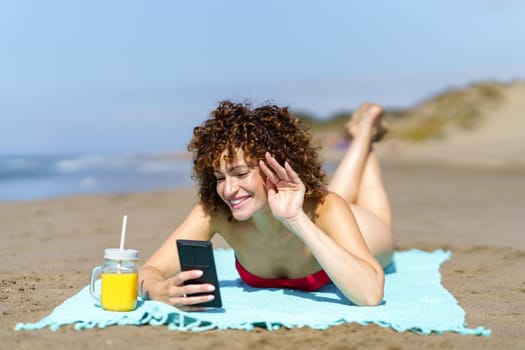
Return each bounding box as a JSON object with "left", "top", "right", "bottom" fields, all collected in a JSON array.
[{"left": 3, "top": 148, "right": 525, "bottom": 205}]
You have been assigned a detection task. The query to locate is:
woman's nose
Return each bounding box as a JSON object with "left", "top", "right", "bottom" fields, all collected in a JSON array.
[{"left": 223, "top": 176, "right": 238, "bottom": 196}]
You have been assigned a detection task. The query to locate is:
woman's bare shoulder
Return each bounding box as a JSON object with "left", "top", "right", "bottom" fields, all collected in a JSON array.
[
  {"left": 314, "top": 191, "right": 348, "bottom": 210},
  {"left": 309, "top": 191, "right": 352, "bottom": 224}
]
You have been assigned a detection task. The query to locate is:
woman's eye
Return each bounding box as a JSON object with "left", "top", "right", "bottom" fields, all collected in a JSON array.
[{"left": 215, "top": 177, "right": 224, "bottom": 182}]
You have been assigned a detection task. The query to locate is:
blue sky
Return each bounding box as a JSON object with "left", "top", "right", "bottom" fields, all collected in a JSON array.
[{"left": 1, "top": 0, "right": 524, "bottom": 155}]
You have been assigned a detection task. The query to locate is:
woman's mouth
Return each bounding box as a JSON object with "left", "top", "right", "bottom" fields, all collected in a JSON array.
[{"left": 229, "top": 196, "right": 250, "bottom": 209}]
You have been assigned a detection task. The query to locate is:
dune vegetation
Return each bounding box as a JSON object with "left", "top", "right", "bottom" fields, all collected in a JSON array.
[{"left": 298, "top": 81, "right": 509, "bottom": 143}]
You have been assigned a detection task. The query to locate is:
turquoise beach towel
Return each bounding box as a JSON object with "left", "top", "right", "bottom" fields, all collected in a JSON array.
[{"left": 15, "top": 249, "right": 490, "bottom": 335}]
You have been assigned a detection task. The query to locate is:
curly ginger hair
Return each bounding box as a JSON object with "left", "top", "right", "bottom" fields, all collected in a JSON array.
[{"left": 188, "top": 100, "right": 327, "bottom": 215}]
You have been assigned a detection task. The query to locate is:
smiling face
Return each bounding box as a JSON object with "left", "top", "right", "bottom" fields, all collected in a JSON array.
[{"left": 214, "top": 148, "right": 268, "bottom": 221}]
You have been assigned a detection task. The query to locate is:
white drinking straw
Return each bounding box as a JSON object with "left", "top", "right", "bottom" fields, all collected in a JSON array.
[{"left": 119, "top": 214, "right": 128, "bottom": 251}]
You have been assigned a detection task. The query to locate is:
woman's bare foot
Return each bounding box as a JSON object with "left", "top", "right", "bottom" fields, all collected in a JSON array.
[{"left": 345, "top": 103, "right": 388, "bottom": 142}]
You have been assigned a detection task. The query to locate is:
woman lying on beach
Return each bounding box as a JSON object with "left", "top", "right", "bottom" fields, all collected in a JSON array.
[{"left": 139, "top": 100, "right": 394, "bottom": 307}]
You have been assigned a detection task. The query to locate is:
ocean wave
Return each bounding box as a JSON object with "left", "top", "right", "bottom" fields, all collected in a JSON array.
[
  {"left": 54, "top": 155, "right": 119, "bottom": 173},
  {"left": 0, "top": 155, "right": 56, "bottom": 179},
  {"left": 0, "top": 154, "right": 194, "bottom": 200}
]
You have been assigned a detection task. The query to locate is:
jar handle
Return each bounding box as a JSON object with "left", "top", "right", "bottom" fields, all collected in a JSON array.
[{"left": 89, "top": 266, "right": 102, "bottom": 301}]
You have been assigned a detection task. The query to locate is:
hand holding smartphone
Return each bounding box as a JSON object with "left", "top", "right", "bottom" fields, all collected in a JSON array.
[{"left": 176, "top": 239, "right": 222, "bottom": 308}]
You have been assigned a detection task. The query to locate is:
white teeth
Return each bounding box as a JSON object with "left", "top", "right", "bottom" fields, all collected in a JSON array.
[{"left": 230, "top": 197, "right": 247, "bottom": 205}]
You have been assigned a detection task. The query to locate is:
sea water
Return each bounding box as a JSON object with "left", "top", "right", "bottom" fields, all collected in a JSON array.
[{"left": 0, "top": 153, "right": 194, "bottom": 201}]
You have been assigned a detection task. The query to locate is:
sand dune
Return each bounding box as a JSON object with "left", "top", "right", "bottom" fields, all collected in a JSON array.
[{"left": 376, "top": 82, "right": 525, "bottom": 167}]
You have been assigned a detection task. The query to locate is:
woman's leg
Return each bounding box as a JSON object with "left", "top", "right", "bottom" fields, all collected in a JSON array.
[{"left": 328, "top": 103, "right": 394, "bottom": 266}]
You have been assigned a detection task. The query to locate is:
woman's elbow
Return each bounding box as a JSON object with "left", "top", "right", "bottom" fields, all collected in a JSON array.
[
  {"left": 359, "top": 286, "right": 384, "bottom": 306},
  {"left": 354, "top": 275, "right": 385, "bottom": 306}
]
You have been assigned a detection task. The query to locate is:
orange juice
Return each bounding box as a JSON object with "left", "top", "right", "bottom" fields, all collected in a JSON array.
[{"left": 101, "top": 272, "right": 138, "bottom": 311}]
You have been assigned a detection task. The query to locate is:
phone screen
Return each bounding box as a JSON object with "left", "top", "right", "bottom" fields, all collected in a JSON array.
[{"left": 176, "top": 239, "right": 222, "bottom": 308}]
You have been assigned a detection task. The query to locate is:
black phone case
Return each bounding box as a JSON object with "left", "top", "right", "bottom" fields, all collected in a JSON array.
[{"left": 176, "top": 239, "right": 222, "bottom": 308}]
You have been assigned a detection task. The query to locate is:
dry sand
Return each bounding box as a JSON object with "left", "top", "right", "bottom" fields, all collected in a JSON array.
[{"left": 1, "top": 84, "right": 525, "bottom": 349}]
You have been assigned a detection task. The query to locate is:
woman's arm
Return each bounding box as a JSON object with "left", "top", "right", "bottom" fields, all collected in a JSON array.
[
  {"left": 139, "top": 203, "right": 217, "bottom": 307},
  {"left": 260, "top": 152, "right": 384, "bottom": 306},
  {"left": 287, "top": 193, "right": 384, "bottom": 306}
]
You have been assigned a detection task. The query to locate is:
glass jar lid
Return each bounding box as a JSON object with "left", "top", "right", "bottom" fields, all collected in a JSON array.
[{"left": 104, "top": 248, "right": 138, "bottom": 260}]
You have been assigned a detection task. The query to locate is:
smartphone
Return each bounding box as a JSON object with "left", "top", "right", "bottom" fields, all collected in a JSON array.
[{"left": 176, "top": 239, "right": 222, "bottom": 308}]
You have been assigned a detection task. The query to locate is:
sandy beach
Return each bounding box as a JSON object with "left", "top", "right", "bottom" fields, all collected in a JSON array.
[
  {"left": 1, "top": 160, "right": 524, "bottom": 349},
  {"left": 1, "top": 84, "right": 525, "bottom": 349}
]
